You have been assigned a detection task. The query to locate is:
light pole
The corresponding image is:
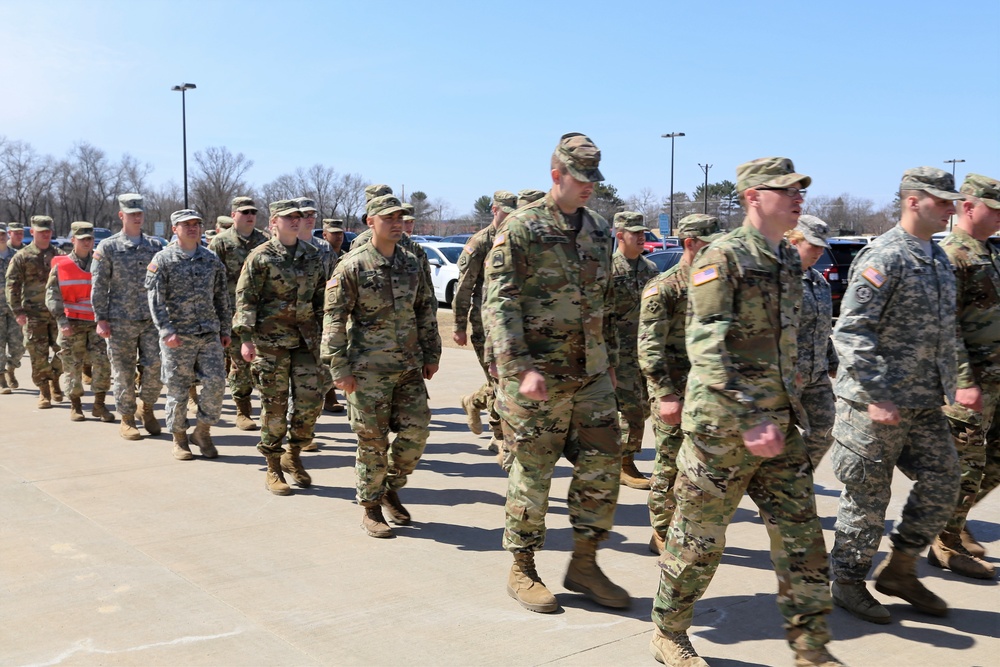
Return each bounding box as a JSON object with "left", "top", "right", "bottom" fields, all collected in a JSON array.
[
  {"left": 171, "top": 83, "right": 197, "bottom": 208},
  {"left": 698, "top": 163, "right": 713, "bottom": 214},
  {"left": 944, "top": 158, "right": 965, "bottom": 181},
  {"left": 661, "top": 132, "right": 685, "bottom": 235}
]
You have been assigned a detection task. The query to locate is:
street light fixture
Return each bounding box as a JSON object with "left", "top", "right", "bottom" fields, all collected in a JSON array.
[
  {"left": 944, "top": 158, "right": 965, "bottom": 180},
  {"left": 698, "top": 163, "right": 713, "bottom": 214},
  {"left": 662, "top": 132, "right": 685, "bottom": 235},
  {"left": 171, "top": 83, "right": 197, "bottom": 208}
]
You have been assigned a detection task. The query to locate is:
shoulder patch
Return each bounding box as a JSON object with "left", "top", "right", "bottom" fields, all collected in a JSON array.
[
  {"left": 146, "top": 261, "right": 157, "bottom": 273},
  {"left": 855, "top": 285, "right": 873, "bottom": 303},
  {"left": 861, "top": 267, "right": 886, "bottom": 288},
  {"left": 491, "top": 250, "right": 505, "bottom": 268},
  {"left": 492, "top": 233, "right": 506, "bottom": 247},
  {"left": 327, "top": 277, "right": 339, "bottom": 288},
  {"left": 643, "top": 285, "right": 659, "bottom": 298},
  {"left": 464, "top": 244, "right": 474, "bottom": 254},
  {"left": 691, "top": 265, "right": 719, "bottom": 287},
  {"left": 93, "top": 251, "right": 102, "bottom": 261}
]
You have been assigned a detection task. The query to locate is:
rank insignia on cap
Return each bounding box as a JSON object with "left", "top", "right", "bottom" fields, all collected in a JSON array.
[
  {"left": 147, "top": 262, "right": 157, "bottom": 272},
  {"left": 692, "top": 265, "right": 719, "bottom": 286},
  {"left": 861, "top": 267, "right": 886, "bottom": 288},
  {"left": 326, "top": 277, "right": 339, "bottom": 288},
  {"left": 492, "top": 233, "right": 506, "bottom": 247},
  {"left": 643, "top": 285, "right": 659, "bottom": 298}
]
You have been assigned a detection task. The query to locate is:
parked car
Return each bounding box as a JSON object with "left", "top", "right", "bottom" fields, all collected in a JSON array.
[
  {"left": 643, "top": 230, "right": 676, "bottom": 254},
  {"left": 419, "top": 242, "right": 465, "bottom": 305},
  {"left": 53, "top": 237, "right": 73, "bottom": 252},
  {"left": 813, "top": 237, "right": 869, "bottom": 317},
  {"left": 440, "top": 233, "right": 474, "bottom": 245},
  {"left": 420, "top": 235, "right": 443, "bottom": 242},
  {"left": 645, "top": 247, "right": 684, "bottom": 273},
  {"left": 92, "top": 227, "right": 113, "bottom": 243}
]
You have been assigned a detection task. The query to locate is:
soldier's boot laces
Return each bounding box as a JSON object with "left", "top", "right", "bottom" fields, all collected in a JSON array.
[
  {"left": 91, "top": 392, "right": 115, "bottom": 422},
  {"left": 172, "top": 432, "right": 194, "bottom": 461},
  {"left": 264, "top": 455, "right": 292, "bottom": 496},
  {"left": 50, "top": 378, "right": 63, "bottom": 403},
  {"left": 648, "top": 630, "right": 708, "bottom": 667},
  {"left": 461, "top": 394, "right": 483, "bottom": 435},
  {"left": 0, "top": 373, "right": 10, "bottom": 395},
  {"left": 961, "top": 525, "right": 987, "bottom": 558},
  {"left": 508, "top": 551, "right": 558, "bottom": 613},
  {"left": 119, "top": 414, "right": 142, "bottom": 441},
  {"left": 137, "top": 400, "right": 161, "bottom": 436},
  {"left": 928, "top": 531, "right": 995, "bottom": 579},
  {"left": 37, "top": 383, "right": 52, "bottom": 409},
  {"left": 649, "top": 530, "right": 666, "bottom": 556},
  {"left": 361, "top": 504, "right": 393, "bottom": 538},
  {"left": 874, "top": 548, "right": 948, "bottom": 616},
  {"left": 190, "top": 422, "right": 218, "bottom": 459},
  {"left": 620, "top": 454, "right": 651, "bottom": 490},
  {"left": 234, "top": 397, "right": 259, "bottom": 431},
  {"left": 323, "top": 387, "right": 345, "bottom": 414},
  {"left": 6, "top": 368, "right": 18, "bottom": 389},
  {"left": 69, "top": 396, "right": 85, "bottom": 422},
  {"left": 381, "top": 489, "right": 411, "bottom": 525},
  {"left": 794, "top": 647, "right": 846, "bottom": 667},
  {"left": 563, "top": 539, "right": 631, "bottom": 609},
  {"left": 279, "top": 449, "right": 311, "bottom": 487},
  {"left": 831, "top": 579, "right": 890, "bottom": 624}
]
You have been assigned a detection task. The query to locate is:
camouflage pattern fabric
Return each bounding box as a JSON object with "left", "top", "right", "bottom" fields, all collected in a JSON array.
[
  {"left": 0, "top": 246, "right": 25, "bottom": 371},
  {"left": 22, "top": 317, "right": 62, "bottom": 386},
  {"left": 798, "top": 267, "right": 837, "bottom": 467},
  {"left": 611, "top": 249, "right": 658, "bottom": 455},
  {"left": 251, "top": 344, "right": 323, "bottom": 454},
  {"left": 647, "top": 415, "right": 683, "bottom": 535},
  {"left": 351, "top": 229, "right": 436, "bottom": 312},
  {"left": 976, "top": 413, "right": 1000, "bottom": 504},
  {"left": 160, "top": 334, "right": 225, "bottom": 432},
  {"left": 106, "top": 319, "right": 162, "bottom": 416},
  {"left": 91, "top": 233, "right": 164, "bottom": 322},
  {"left": 6, "top": 242, "right": 63, "bottom": 386},
  {"left": 945, "top": 386, "right": 998, "bottom": 534},
  {"left": 800, "top": 378, "right": 835, "bottom": 469}
]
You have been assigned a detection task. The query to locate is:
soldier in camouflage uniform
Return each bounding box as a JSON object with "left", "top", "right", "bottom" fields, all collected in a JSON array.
[
  {"left": 927, "top": 173, "right": 1000, "bottom": 580},
  {"left": 323, "top": 194, "right": 441, "bottom": 538},
  {"left": 830, "top": 167, "right": 967, "bottom": 625},
  {"left": 638, "top": 214, "right": 721, "bottom": 556},
  {"left": 7, "top": 221, "right": 26, "bottom": 251},
  {"left": 45, "top": 222, "right": 113, "bottom": 422},
  {"left": 650, "top": 158, "right": 839, "bottom": 667},
  {"left": 453, "top": 190, "right": 516, "bottom": 451},
  {"left": 322, "top": 219, "right": 347, "bottom": 258},
  {"left": 215, "top": 215, "right": 234, "bottom": 234},
  {"left": 5, "top": 215, "right": 64, "bottom": 408},
  {"left": 92, "top": 194, "right": 165, "bottom": 440},
  {"left": 147, "top": 209, "right": 232, "bottom": 461},
  {"left": 0, "top": 224, "right": 25, "bottom": 394},
  {"left": 208, "top": 196, "right": 268, "bottom": 431},
  {"left": 610, "top": 211, "right": 659, "bottom": 490},
  {"left": 483, "top": 133, "right": 629, "bottom": 615},
  {"left": 786, "top": 215, "right": 838, "bottom": 468},
  {"left": 234, "top": 200, "right": 326, "bottom": 496},
  {"left": 516, "top": 189, "right": 546, "bottom": 208}
]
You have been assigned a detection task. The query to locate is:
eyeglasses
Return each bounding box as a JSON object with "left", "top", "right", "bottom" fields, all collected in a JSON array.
[{"left": 755, "top": 187, "right": 807, "bottom": 199}]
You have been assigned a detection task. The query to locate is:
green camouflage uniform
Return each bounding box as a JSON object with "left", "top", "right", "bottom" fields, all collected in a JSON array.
[
  {"left": 5, "top": 240, "right": 63, "bottom": 387},
  {"left": 483, "top": 193, "right": 621, "bottom": 551},
  {"left": 798, "top": 265, "right": 838, "bottom": 467},
  {"left": 234, "top": 237, "right": 326, "bottom": 455},
  {"left": 322, "top": 239, "right": 441, "bottom": 505},
  {"left": 830, "top": 224, "right": 959, "bottom": 582},
  {"left": 353, "top": 228, "right": 435, "bottom": 306},
  {"left": 45, "top": 252, "right": 110, "bottom": 398},
  {"left": 0, "top": 245, "right": 25, "bottom": 375},
  {"left": 146, "top": 241, "right": 231, "bottom": 433}
]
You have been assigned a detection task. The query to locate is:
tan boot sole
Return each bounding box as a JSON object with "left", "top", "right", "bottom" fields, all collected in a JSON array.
[{"left": 506, "top": 584, "right": 558, "bottom": 613}]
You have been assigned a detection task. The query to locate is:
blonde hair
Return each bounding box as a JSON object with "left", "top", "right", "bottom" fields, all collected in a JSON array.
[{"left": 785, "top": 229, "right": 806, "bottom": 244}]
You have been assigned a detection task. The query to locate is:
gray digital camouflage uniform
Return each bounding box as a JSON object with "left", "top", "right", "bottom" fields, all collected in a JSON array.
[{"left": 797, "top": 266, "right": 838, "bottom": 467}]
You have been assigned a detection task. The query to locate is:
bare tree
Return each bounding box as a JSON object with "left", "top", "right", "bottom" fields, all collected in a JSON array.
[
  {"left": 625, "top": 187, "right": 662, "bottom": 227},
  {"left": 144, "top": 181, "right": 185, "bottom": 234},
  {"left": 334, "top": 173, "right": 366, "bottom": 229},
  {"left": 190, "top": 147, "right": 253, "bottom": 220},
  {"left": 0, "top": 139, "right": 58, "bottom": 225}
]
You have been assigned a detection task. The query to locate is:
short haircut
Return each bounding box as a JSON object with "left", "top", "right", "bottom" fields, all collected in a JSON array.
[{"left": 550, "top": 153, "right": 569, "bottom": 175}]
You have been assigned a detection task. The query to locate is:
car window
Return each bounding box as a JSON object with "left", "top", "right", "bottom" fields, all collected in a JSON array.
[
  {"left": 438, "top": 246, "right": 463, "bottom": 264},
  {"left": 829, "top": 243, "right": 866, "bottom": 265},
  {"left": 423, "top": 247, "right": 443, "bottom": 263}
]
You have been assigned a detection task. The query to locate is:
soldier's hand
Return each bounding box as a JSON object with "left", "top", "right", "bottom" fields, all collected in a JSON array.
[
  {"left": 164, "top": 333, "right": 182, "bottom": 349},
  {"left": 868, "top": 401, "right": 900, "bottom": 425},
  {"left": 423, "top": 364, "right": 439, "bottom": 380},
  {"left": 659, "top": 395, "right": 682, "bottom": 424},
  {"left": 955, "top": 386, "right": 983, "bottom": 413},
  {"left": 336, "top": 375, "right": 357, "bottom": 394},
  {"left": 742, "top": 421, "right": 785, "bottom": 458},
  {"left": 241, "top": 342, "right": 256, "bottom": 362},
  {"left": 453, "top": 331, "right": 467, "bottom": 346},
  {"left": 518, "top": 369, "right": 548, "bottom": 401},
  {"left": 488, "top": 361, "right": 498, "bottom": 378},
  {"left": 220, "top": 335, "right": 232, "bottom": 349},
  {"left": 15, "top": 314, "right": 26, "bottom": 327},
  {"left": 96, "top": 319, "right": 111, "bottom": 339},
  {"left": 61, "top": 325, "right": 73, "bottom": 337}
]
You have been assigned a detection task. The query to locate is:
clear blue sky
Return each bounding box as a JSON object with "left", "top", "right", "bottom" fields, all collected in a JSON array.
[{"left": 2, "top": 0, "right": 997, "bottom": 215}]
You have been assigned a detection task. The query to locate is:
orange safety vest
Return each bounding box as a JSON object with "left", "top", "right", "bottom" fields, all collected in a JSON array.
[{"left": 53, "top": 255, "right": 95, "bottom": 321}]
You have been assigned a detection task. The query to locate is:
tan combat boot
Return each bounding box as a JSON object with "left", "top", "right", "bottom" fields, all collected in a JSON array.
[
  {"left": 928, "top": 531, "right": 995, "bottom": 579},
  {"left": 563, "top": 538, "right": 631, "bottom": 608},
  {"left": 83, "top": 364, "right": 92, "bottom": 386},
  {"left": 874, "top": 548, "right": 947, "bottom": 616},
  {"left": 323, "top": 387, "right": 345, "bottom": 413},
  {"left": 172, "top": 431, "right": 193, "bottom": 461},
  {"left": 508, "top": 551, "right": 558, "bottom": 613},
  {"left": 621, "top": 454, "right": 650, "bottom": 489},
  {"left": 831, "top": 579, "right": 890, "bottom": 624},
  {"left": 279, "top": 448, "right": 311, "bottom": 487},
  {"left": 264, "top": 454, "right": 292, "bottom": 496},
  {"left": 119, "top": 414, "right": 142, "bottom": 441},
  {"left": 648, "top": 630, "right": 709, "bottom": 666},
  {"left": 0, "top": 373, "right": 10, "bottom": 395},
  {"left": 69, "top": 396, "right": 85, "bottom": 422},
  {"left": 234, "top": 397, "right": 259, "bottom": 431},
  {"left": 794, "top": 647, "right": 845, "bottom": 667},
  {"left": 649, "top": 530, "right": 666, "bottom": 556},
  {"left": 961, "top": 525, "right": 987, "bottom": 558},
  {"left": 37, "top": 383, "right": 52, "bottom": 409},
  {"left": 461, "top": 394, "right": 482, "bottom": 435},
  {"left": 137, "top": 399, "right": 161, "bottom": 435},
  {"left": 50, "top": 378, "right": 63, "bottom": 403},
  {"left": 381, "top": 489, "right": 411, "bottom": 525},
  {"left": 91, "top": 392, "right": 114, "bottom": 422},
  {"left": 5, "top": 368, "right": 18, "bottom": 389},
  {"left": 300, "top": 439, "right": 319, "bottom": 452},
  {"left": 190, "top": 422, "right": 218, "bottom": 459},
  {"left": 361, "top": 503, "right": 393, "bottom": 538}
]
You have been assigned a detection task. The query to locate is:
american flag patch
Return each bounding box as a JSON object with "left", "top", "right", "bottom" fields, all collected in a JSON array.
[
  {"left": 492, "top": 233, "right": 506, "bottom": 247},
  {"left": 691, "top": 265, "right": 719, "bottom": 286},
  {"left": 861, "top": 267, "right": 885, "bottom": 288},
  {"left": 327, "top": 277, "right": 339, "bottom": 288},
  {"left": 146, "top": 261, "right": 157, "bottom": 272},
  {"left": 464, "top": 244, "right": 473, "bottom": 253},
  {"left": 643, "top": 285, "right": 659, "bottom": 298}
]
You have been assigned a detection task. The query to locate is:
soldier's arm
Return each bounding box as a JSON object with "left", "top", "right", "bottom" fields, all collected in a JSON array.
[
  {"left": 638, "top": 279, "right": 678, "bottom": 399},
  {"left": 45, "top": 266, "right": 68, "bottom": 327},
  {"left": 233, "top": 257, "right": 262, "bottom": 343},
  {"left": 321, "top": 265, "right": 355, "bottom": 380},
  {"left": 90, "top": 240, "right": 112, "bottom": 322},
  {"left": 949, "top": 255, "right": 977, "bottom": 389},
  {"left": 483, "top": 223, "right": 533, "bottom": 377},
  {"left": 145, "top": 257, "right": 175, "bottom": 338},
  {"left": 213, "top": 258, "right": 233, "bottom": 339},
  {"left": 452, "top": 238, "right": 486, "bottom": 330},
  {"left": 416, "top": 253, "right": 443, "bottom": 367},
  {"left": 602, "top": 257, "right": 619, "bottom": 369},
  {"left": 5, "top": 253, "right": 24, "bottom": 316}
]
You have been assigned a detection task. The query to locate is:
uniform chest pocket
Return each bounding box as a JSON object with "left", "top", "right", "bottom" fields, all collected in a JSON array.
[{"left": 968, "top": 263, "right": 1000, "bottom": 307}]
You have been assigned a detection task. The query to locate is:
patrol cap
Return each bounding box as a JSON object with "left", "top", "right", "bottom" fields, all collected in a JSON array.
[
  {"left": 736, "top": 157, "right": 811, "bottom": 193},
  {"left": 517, "top": 189, "right": 546, "bottom": 207},
  {"left": 205, "top": 229, "right": 218, "bottom": 239},
  {"left": 493, "top": 190, "right": 517, "bottom": 214},
  {"left": 30, "top": 215, "right": 53, "bottom": 230},
  {"left": 899, "top": 167, "right": 964, "bottom": 201},
  {"left": 269, "top": 200, "right": 301, "bottom": 217},
  {"left": 794, "top": 214, "right": 831, "bottom": 248},
  {"left": 613, "top": 211, "right": 648, "bottom": 232},
  {"left": 170, "top": 209, "right": 203, "bottom": 225},
  {"left": 367, "top": 195, "right": 406, "bottom": 218},
  {"left": 677, "top": 214, "right": 723, "bottom": 241},
  {"left": 960, "top": 173, "right": 1000, "bottom": 210},
  {"left": 401, "top": 203, "right": 416, "bottom": 221},
  {"left": 323, "top": 219, "right": 345, "bottom": 232},
  {"left": 231, "top": 196, "right": 258, "bottom": 212},
  {"left": 216, "top": 215, "right": 235, "bottom": 229},
  {"left": 295, "top": 197, "right": 318, "bottom": 213},
  {"left": 7, "top": 221, "right": 24, "bottom": 231},
  {"left": 70, "top": 221, "right": 95, "bottom": 239},
  {"left": 118, "top": 193, "right": 145, "bottom": 213},
  {"left": 364, "top": 184, "right": 393, "bottom": 203},
  {"left": 554, "top": 132, "right": 604, "bottom": 183},
  {"left": 0, "top": 223, "right": 8, "bottom": 234}
]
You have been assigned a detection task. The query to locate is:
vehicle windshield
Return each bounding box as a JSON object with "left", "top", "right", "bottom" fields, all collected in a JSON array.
[
  {"left": 438, "top": 246, "right": 463, "bottom": 263},
  {"left": 829, "top": 243, "right": 865, "bottom": 264}
]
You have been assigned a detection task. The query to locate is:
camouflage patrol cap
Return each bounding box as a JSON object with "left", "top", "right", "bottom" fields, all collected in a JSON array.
[
  {"left": 7, "top": 221, "right": 23, "bottom": 230},
  {"left": 555, "top": 133, "right": 604, "bottom": 183},
  {"left": 677, "top": 214, "right": 723, "bottom": 241},
  {"left": 216, "top": 215, "right": 235, "bottom": 229},
  {"left": 960, "top": 173, "right": 1000, "bottom": 210},
  {"left": 295, "top": 197, "right": 318, "bottom": 213},
  {"left": 231, "top": 196, "right": 257, "bottom": 212},
  {"left": 795, "top": 214, "right": 831, "bottom": 248},
  {"left": 736, "top": 157, "right": 811, "bottom": 193},
  {"left": 269, "top": 200, "right": 302, "bottom": 217},
  {"left": 367, "top": 194, "right": 406, "bottom": 218},
  {"left": 493, "top": 190, "right": 517, "bottom": 214},
  {"left": 205, "top": 229, "right": 218, "bottom": 239},
  {"left": 30, "top": 215, "right": 53, "bottom": 230},
  {"left": 0, "top": 223, "right": 8, "bottom": 234},
  {"left": 70, "top": 221, "right": 95, "bottom": 239},
  {"left": 364, "top": 184, "right": 393, "bottom": 203},
  {"left": 612, "top": 211, "right": 648, "bottom": 232},
  {"left": 323, "top": 218, "right": 345, "bottom": 232},
  {"left": 170, "top": 209, "right": 203, "bottom": 225},
  {"left": 517, "top": 189, "right": 546, "bottom": 207},
  {"left": 401, "top": 203, "right": 416, "bottom": 221},
  {"left": 118, "top": 193, "right": 145, "bottom": 213},
  {"left": 899, "top": 167, "right": 963, "bottom": 201}
]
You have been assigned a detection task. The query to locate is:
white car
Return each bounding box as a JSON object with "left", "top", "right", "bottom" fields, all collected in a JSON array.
[{"left": 419, "top": 241, "right": 465, "bottom": 306}]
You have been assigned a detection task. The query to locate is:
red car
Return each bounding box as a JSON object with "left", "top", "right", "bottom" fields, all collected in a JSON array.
[{"left": 643, "top": 230, "right": 676, "bottom": 254}]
